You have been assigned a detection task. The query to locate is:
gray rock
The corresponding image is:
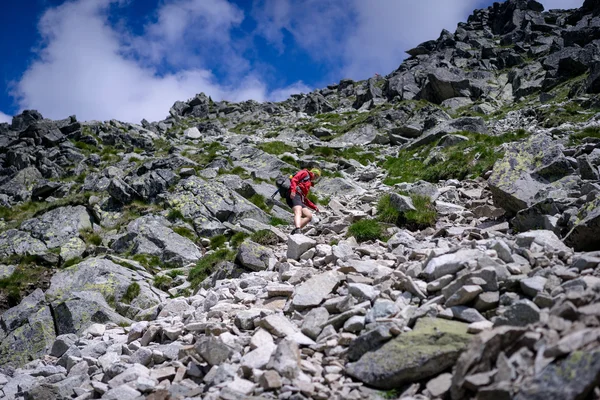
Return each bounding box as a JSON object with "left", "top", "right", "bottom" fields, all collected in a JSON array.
[
  {"left": 346, "top": 318, "right": 471, "bottom": 389},
  {"left": 520, "top": 276, "right": 547, "bottom": 298},
  {"left": 445, "top": 285, "right": 483, "bottom": 307},
  {"left": 195, "top": 337, "right": 232, "bottom": 366},
  {"left": 422, "top": 249, "right": 484, "bottom": 280},
  {"left": 267, "top": 339, "right": 301, "bottom": 379},
  {"left": 111, "top": 215, "right": 202, "bottom": 267},
  {"left": 514, "top": 351, "right": 600, "bottom": 400},
  {"left": 287, "top": 234, "right": 317, "bottom": 261},
  {"left": 301, "top": 307, "right": 329, "bottom": 339},
  {"left": 426, "top": 373, "right": 453, "bottom": 398},
  {"left": 292, "top": 271, "right": 340, "bottom": 309},
  {"left": 564, "top": 198, "right": 600, "bottom": 251},
  {"left": 0, "top": 289, "right": 56, "bottom": 367},
  {"left": 20, "top": 205, "right": 92, "bottom": 249},
  {"left": 0, "top": 229, "right": 47, "bottom": 259},
  {"left": 389, "top": 193, "right": 417, "bottom": 213},
  {"left": 494, "top": 299, "right": 540, "bottom": 327},
  {"left": 108, "top": 177, "right": 140, "bottom": 204},
  {"left": 236, "top": 240, "right": 273, "bottom": 271}
]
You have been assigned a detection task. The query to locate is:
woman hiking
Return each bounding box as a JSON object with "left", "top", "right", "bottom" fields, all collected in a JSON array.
[{"left": 287, "top": 168, "right": 321, "bottom": 235}]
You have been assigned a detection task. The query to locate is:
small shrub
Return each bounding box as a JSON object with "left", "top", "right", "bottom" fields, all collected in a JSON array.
[
  {"left": 347, "top": 219, "right": 384, "bottom": 243},
  {"left": 210, "top": 234, "right": 227, "bottom": 249},
  {"left": 154, "top": 275, "right": 173, "bottom": 291},
  {"left": 189, "top": 249, "right": 236, "bottom": 288},
  {"left": 80, "top": 229, "right": 102, "bottom": 246},
  {"left": 167, "top": 209, "right": 185, "bottom": 222},
  {"left": 251, "top": 229, "right": 279, "bottom": 246},
  {"left": 307, "top": 192, "right": 320, "bottom": 205},
  {"left": 230, "top": 232, "right": 248, "bottom": 248},
  {"left": 122, "top": 282, "right": 140, "bottom": 304}
]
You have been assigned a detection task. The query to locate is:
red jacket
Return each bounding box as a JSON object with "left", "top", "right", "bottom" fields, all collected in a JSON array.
[{"left": 289, "top": 169, "right": 318, "bottom": 211}]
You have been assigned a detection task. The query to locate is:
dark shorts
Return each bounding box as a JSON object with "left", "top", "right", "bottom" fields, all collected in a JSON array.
[{"left": 286, "top": 193, "right": 306, "bottom": 209}]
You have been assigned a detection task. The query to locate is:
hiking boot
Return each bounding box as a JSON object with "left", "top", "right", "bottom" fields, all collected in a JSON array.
[{"left": 291, "top": 228, "right": 301, "bottom": 235}]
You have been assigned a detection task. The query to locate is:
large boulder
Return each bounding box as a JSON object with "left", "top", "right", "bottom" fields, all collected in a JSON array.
[
  {"left": 488, "top": 134, "right": 569, "bottom": 215},
  {"left": 418, "top": 69, "right": 483, "bottom": 104},
  {"left": 564, "top": 198, "right": 600, "bottom": 251},
  {"left": 165, "top": 177, "right": 270, "bottom": 236},
  {"left": 313, "top": 177, "right": 366, "bottom": 198},
  {"left": 0, "top": 167, "right": 43, "bottom": 202},
  {"left": 0, "top": 229, "right": 47, "bottom": 259},
  {"left": 111, "top": 215, "right": 202, "bottom": 267},
  {"left": 332, "top": 125, "right": 389, "bottom": 146},
  {"left": 45, "top": 257, "right": 168, "bottom": 330},
  {"left": 230, "top": 146, "right": 296, "bottom": 180},
  {"left": 236, "top": 240, "right": 274, "bottom": 271},
  {"left": 346, "top": 318, "right": 471, "bottom": 389},
  {"left": 20, "top": 205, "right": 92, "bottom": 249},
  {"left": 129, "top": 169, "right": 178, "bottom": 201},
  {"left": 0, "top": 289, "right": 56, "bottom": 367}
]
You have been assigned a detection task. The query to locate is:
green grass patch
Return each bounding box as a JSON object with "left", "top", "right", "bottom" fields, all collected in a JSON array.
[
  {"left": 122, "top": 282, "right": 140, "bottom": 304},
  {"left": 569, "top": 126, "right": 600, "bottom": 146},
  {"left": 383, "top": 130, "right": 528, "bottom": 185},
  {"left": 230, "top": 232, "right": 248, "bottom": 248},
  {"left": 210, "top": 234, "right": 227, "bottom": 249},
  {"left": 0, "top": 263, "right": 48, "bottom": 307},
  {"left": 376, "top": 193, "right": 437, "bottom": 230},
  {"left": 258, "top": 141, "right": 294, "bottom": 155},
  {"left": 231, "top": 120, "right": 263, "bottom": 135},
  {"left": 250, "top": 229, "right": 279, "bottom": 246},
  {"left": 131, "top": 254, "right": 162, "bottom": 271},
  {"left": 306, "top": 145, "right": 375, "bottom": 166},
  {"left": 154, "top": 275, "right": 173, "bottom": 291},
  {"left": 189, "top": 248, "right": 236, "bottom": 288},
  {"left": 80, "top": 229, "right": 102, "bottom": 246},
  {"left": 172, "top": 226, "right": 196, "bottom": 241},
  {"left": 249, "top": 194, "right": 271, "bottom": 212},
  {"left": 167, "top": 208, "right": 185, "bottom": 222},
  {"left": 347, "top": 219, "right": 386, "bottom": 243},
  {"left": 270, "top": 217, "right": 288, "bottom": 226},
  {"left": 182, "top": 142, "right": 226, "bottom": 167}
]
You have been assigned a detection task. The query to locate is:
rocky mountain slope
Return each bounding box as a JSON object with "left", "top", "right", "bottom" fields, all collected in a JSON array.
[{"left": 1, "top": 0, "right": 600, "bottom": 399}]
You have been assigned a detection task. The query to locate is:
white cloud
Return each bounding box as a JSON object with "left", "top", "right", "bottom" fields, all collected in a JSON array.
[
  {"left": 253, "top": 0, "right": 482, "bottom": 81},
  {"left": 12, "top": 0, "right": 267, "bottom": 123},
  {"left": 539, "top": 0, "right": 583, "bottom": 10},
  {"left": 0, "top": 112, "right": 11, "bottom": 124},
  {"left": 342, "top": 0, "right": 482, "bottom": 78}
]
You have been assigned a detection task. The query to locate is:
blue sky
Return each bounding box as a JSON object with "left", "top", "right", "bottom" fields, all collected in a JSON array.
[{"left": 0, "top": 0, "right": 584, "bottom": 124}]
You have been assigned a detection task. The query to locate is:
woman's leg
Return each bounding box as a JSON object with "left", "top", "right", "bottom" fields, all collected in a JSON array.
[
  {"left": 293, "top": 206, "right": 313, "bottom": 228},
  {"left": 293, "top": 205, "right": 304, "bottom": 228},
  {"left": 298, "top": 208, "right": 313, "bottom": 228}
]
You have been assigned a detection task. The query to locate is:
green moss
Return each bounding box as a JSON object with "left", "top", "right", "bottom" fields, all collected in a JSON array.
[
  {"left": 189, "top": 249, "right": 236, "bottom": 288},
  {"left": 62, "top": 257, "right": 83, "bottom": 269},
  {"left": 122, "top": 282, "right": 140, "bottom": 304},
  {"left": 348, "top": 219, "right": 386, "bottom": 243},
  {"left": 250, "top": 229, "right": 279, "bottom": 246},
  {"left": 131, "top": 254, "right": 162, "bottom": 271}
]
